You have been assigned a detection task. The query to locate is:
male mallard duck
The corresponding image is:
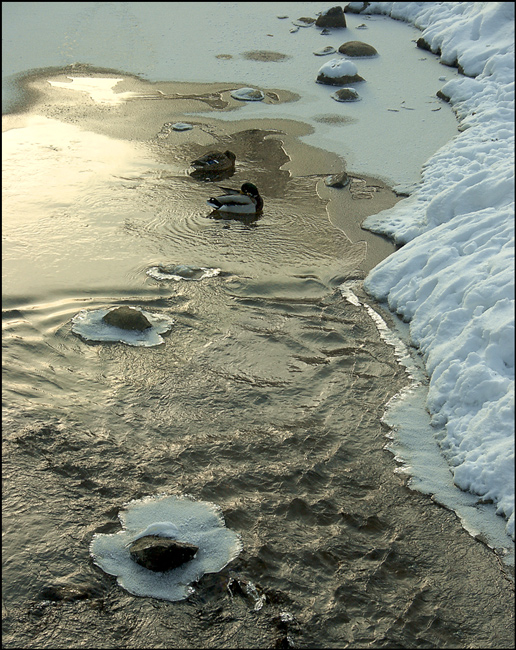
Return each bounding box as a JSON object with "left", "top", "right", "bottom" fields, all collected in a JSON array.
[
  {"left": 207, "top": 182, "right": 263, "bottom": 214},
  {"left": 191, "top": 150, "right": 236, "bottom": 173}
]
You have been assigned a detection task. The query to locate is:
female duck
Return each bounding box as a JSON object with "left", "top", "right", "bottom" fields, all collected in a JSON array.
[
  {"left": 191, "top": 150, "right": 236, "bottom": 173},
  {"left": 207, "top": 182, "right": 263, "bottom": 214}
]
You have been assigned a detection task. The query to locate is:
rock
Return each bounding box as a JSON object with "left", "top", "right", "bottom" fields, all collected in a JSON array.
[
  {"left": 230, "top": 87, "right": 265, "bottom": 102},
  {"left": 338, "top": 41, "right": 378, "bottom": 57},
  {"left": 129, "top": 535, "right": 199, "bottom": 572},
  {"left": 243, "top": 51, "right": 290, "bottom": 62},
  {"left": 344, "top": 2, "right": 371, "bottom": 13},
  {"left": 315, "top": 6, "right": 347, "bottom": 28},
  {"left": 316, "top": 58, "right": 365, "bottom": 85},
  {"left": 146, "top": 264, "right": 221, "bottom": 282},
  {"left": 436, "top": 89, "right": 451, "bottom": 102},
  {"left": 293, "top": 17, "right": 315, "bottom": 27},
  {"left": 102, "top": 307, "right": 153, "bottom": 331},
  {"left": 39, "top": 582, "right": 102, "bottom": 602},
  {"left": 331, "top": 88, "right": 361, "bottom": 102},
  {"left": 313, "top": 46, "right": 337, "bottom": 56},
  {"left": 416, "top": 36, "right": 434, "bottom": 52},
  {"left": 171, "top": 122, "right": 193, "bottom": 131},
  {"left": 325, "top": 172, "right": 350, "bottom": 188}
]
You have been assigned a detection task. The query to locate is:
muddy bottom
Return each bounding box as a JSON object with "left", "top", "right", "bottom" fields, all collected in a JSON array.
[{"left": 2, "top": 69, "right": 514, "bottom": 649}]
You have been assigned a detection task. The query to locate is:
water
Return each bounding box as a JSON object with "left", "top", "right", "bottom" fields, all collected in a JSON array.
[
  {"left": 2, "top": 70, "right": 514, "bottom": 649},
  {"left": 3, "top": 4, "right": 514, "bottom": 646}
]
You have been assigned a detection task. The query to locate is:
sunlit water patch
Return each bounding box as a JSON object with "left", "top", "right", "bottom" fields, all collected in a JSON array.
[{"left": 47, "top": 77, "right": 145, "bottom": 105}]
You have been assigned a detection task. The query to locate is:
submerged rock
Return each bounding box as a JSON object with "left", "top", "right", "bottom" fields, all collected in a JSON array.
[
  {"left": 331, "top": 87, "right": 361, "bottom": 102},
  {"left": 315, "top": 6, "right": 347, "bottom": 28},
  {"left": 338, "top": 41, "right": 378, "bottom": 57},
  {"left": 171, "top": 122, "right": 193, "bottom": 131},
  {"left": 243, "top": 50, "right": 290, "bottom": 62},
  {"left": 230, "top": 87, "right": 265, "bottom": 102},
  {"left": 325, "top": 172, "right": 350, "bottom": 188},
  {"left": 313, "top": 46, "right": 337, "bottom": 56},
  {"left": 293, "top": 17, "right": 315, "bottom": 27},
  {"left": 102, "top": 306, "right": 152, "bottom": 331},
  {"left": 39, "top": 582, "right": 102, "bottom": 602},
  {"left": 129, "top": 535, "right": 199, "bottom": 572},
  {"left": 146, "top": 264, "right": 221, "bottom": 281}
]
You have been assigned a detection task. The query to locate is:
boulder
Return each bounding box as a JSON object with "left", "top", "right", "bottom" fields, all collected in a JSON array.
[
  {"left": 102, "top": 306, "right": 152, "bottom": 331},
  {"left": 338, "top": 41, "right": 378, "bottom": 57},
  {"left": 331, "top": 88, "right": 360, "bottom": 102},
  {"left": 129, "top": 535, "right": 199, "bottom": 572},
  {"left": 316, "top": 59, "right": 365, "bottom": 85},
  {"left": 316, "top": 6, "right": 347, "bottom": 28}
]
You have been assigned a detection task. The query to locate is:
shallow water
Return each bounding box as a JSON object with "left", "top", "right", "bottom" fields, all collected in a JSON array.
[{"left": 2, "top": 72, "right": 514, "bottom": 649}]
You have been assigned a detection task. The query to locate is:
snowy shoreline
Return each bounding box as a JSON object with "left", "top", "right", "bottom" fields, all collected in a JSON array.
[{"left": 359, "top": 2, "right": 514, "bottom": 540}]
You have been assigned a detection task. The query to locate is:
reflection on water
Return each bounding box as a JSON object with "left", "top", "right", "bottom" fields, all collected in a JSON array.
[{"left": 2, "top": 72, "right": 514, "bottom": 649}]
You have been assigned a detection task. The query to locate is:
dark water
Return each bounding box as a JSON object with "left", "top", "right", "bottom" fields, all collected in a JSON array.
[{"left": 2, "top": 72, "right": 514, "bottom": 649}]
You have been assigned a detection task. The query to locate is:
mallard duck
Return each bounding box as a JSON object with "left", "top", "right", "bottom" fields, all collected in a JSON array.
[
  {"left": 190, "top": 150, "right": 236, "bottom": 173},
  {"left": 207, "top": 182, "right": 263, "bottom": 214}
]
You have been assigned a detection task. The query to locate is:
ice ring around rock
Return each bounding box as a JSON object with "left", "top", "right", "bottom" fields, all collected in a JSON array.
[
  {"left": 89, "top": 494, "right": 242, "bottom": 601},
  {"left": 171, "top": 122, "right": 193, "bottom": 131},
  {"left": 146, "top": 264, "right": 221, "bottom": 281},
  {"left": 230, "top": 87, "right": 265, "bottom": 102},
  {"left": 71, "top": 307, "right": 174, "bottom": 347}
]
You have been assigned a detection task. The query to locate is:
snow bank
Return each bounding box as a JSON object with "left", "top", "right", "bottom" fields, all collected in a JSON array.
[{"left": 360, "top": 2, "right": 514, "bottom": 537}]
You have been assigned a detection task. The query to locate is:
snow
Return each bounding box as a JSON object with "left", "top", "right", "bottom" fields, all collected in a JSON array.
[
  {"left": 359, "top": 2, "right": 514, "bottom": 540},
  {"left": 317, "top": 57, "right": 359, "bottom": 78}
]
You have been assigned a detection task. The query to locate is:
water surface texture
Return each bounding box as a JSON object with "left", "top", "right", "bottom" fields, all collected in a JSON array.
[
  {"left": 2, "top": 70, "right": 514, "bottom": 649},
  {"left": 3, "top": 1, "right": 515, "bottom": 645}
]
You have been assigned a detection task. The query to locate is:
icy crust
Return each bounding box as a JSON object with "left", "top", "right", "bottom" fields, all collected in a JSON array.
[
  {"left": 71, "top": 307, "right": 174, "bottom": 346},
  {"left": 146, "top": 264, "right": 221, "bottom": 281},
  {"left": 361, "top": 2, "right": 514, "bottom": 538},
  {"left": 90, "top": 494, "right": 242, "bottom": 601}
]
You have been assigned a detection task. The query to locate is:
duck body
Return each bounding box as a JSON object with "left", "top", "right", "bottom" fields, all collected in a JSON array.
[
  {"left": 207, "top": 182, "right": 263, "bottom": 214},
  {"left": 191, "top": 150, "right": 236, "bottom": 173}
]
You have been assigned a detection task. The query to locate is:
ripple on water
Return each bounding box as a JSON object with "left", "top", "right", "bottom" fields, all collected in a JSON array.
[{"left": 3, "top": 77, "right": 513, "bottom": 650}]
